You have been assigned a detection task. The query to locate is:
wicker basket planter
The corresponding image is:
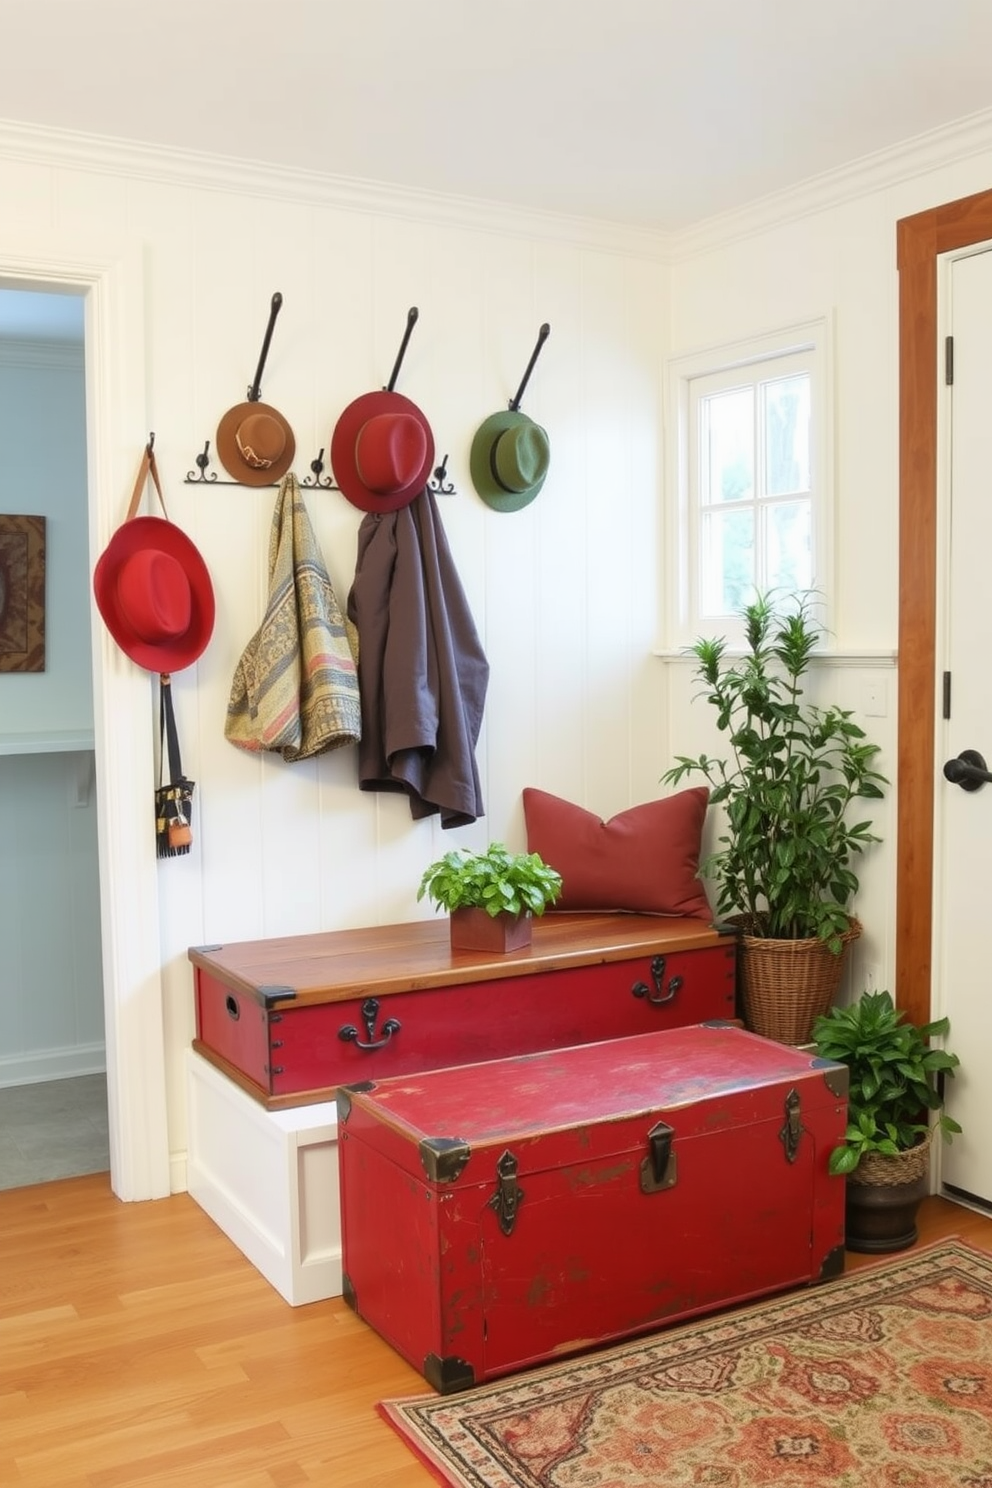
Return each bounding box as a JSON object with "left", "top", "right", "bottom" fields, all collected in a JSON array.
[
  {"left": 845, "top": 1128, "right": 934, "bottom": 1253},
  {"left": 736, "top": 918, "right": 862, "bottom": 1045}
]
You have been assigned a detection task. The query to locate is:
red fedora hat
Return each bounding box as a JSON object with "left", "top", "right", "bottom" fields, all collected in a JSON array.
[
  {"left": 330, "top": 389, "right": 435, "bottom": 513},
  {"left": 93, "top": 515, "right": 215, "bottom": 672}
]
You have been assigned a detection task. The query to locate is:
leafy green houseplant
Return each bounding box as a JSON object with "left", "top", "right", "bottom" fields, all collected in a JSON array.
[
  {"left": 812, "top": 989, "right": 961, "bottom": 1253},
  {"left": 418, "top": 842, "right": 562, "bottom": 954},
  {"left": 663, "top": 594, "right": 887, "bottom": 949},
  {"left": 661, "top": 594, "right": 888, "bottom": 1044},
  {"left": 812, "top": 990, "right": 961, "bottom": 1176}
]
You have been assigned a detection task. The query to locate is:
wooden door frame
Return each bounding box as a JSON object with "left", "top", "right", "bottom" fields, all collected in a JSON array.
[{"left": 897, "top": 187, "right": 992, "bottom": 1029}]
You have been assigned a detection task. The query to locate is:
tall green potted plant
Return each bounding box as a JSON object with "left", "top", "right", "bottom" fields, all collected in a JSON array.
[
  {"left": 663, "top": 594, "right": 887, "bottom": 1043},
  {"left": 812, "top": 990, "right": 961, "bottom": 1252}
]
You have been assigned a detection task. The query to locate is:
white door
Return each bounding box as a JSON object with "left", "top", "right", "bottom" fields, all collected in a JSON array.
[{"left": 935, "top": 245, "right": 992, "bottom": 1209}]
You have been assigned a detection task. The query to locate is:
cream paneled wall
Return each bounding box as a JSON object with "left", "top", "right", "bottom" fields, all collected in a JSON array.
[{"left": 0, "top": 137, "right": 670, "bottom": 1185}]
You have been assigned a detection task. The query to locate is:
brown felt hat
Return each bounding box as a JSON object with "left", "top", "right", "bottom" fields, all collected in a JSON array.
[
  {"left": 216, "top": 401, "right": 296, "bottom": 486},
  {"left": 330, "top": 390, "right": 435, "bottom": 513}
]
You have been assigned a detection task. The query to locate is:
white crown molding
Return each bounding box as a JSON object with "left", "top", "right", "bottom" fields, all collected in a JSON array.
[
  {"left": 670, "top": 106, "right": 992, "bottom": 262},
  {"left": 0, "top": 116, "right": 672, "bottom": 262},
  {"left": 4, "top": 104, "right": 992, "bottom": 270},
  {"left": 0, "top": 338, "right": 84, "bottom": 370}
]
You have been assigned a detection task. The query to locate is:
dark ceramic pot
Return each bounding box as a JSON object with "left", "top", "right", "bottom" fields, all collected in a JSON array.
[
  {"left": 844, "top": 1169, "right": 931, "bottom": 1253},
  {"left": 844, "top": 1131, "right": 933, "bottom": 1254}
]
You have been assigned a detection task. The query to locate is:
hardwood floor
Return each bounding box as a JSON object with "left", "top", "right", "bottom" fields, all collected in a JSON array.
[{"left": 1, "top": 1177, "right": 989, "bottom": 1487}]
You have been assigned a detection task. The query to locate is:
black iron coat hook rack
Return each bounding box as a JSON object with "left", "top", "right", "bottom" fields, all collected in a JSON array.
[
  {"left": 183, "top": 299, "right": 455, "bottom": 496},
  {"left": 183, "top": 439, "right": 340, "bottom": 489},
  {"left": 182, "top": 292, "right": 332, "bottom": 489},
  {"left": 381, "top": 305, "right": 455, "bottom": 496},
  {"left": 510, "top": 322, "right": 551, "bottom": 412}
]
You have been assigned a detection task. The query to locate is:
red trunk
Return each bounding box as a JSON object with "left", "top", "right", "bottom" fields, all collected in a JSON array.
[
  {"left": 338, "top": 1023, "right": 848, "bottom": 1392},
  {"left": 189, "top": 914, "right": 736, "bottom": 1108}
]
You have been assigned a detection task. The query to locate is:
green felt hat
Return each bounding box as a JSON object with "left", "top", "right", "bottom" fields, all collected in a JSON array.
[{"left": 469, "top": 410, "right": 550, "bottom": 513}]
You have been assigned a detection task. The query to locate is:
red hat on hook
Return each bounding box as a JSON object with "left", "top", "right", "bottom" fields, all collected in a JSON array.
[
  {"left": 93, "top": 516, "right": 215, "bottom": 672},
  {"left": 330, "top": 389, "right": 435, "bottom": 513}
]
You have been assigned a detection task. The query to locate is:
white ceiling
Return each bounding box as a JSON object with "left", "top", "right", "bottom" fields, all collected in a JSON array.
[{"left": 1, "top": 0, "right": 992, "bottom": 234}]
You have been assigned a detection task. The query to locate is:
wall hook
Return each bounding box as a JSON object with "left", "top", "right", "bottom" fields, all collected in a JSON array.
[
  {"left": 186, "top": 440, "right": 219, "bottom": 484},
  {"left": 302, "top": 448, "right": 340, "bottom": 491},
  {"left": 183, "top": 439, "right": 335, "bottom": 490},
  {"left": 429, "top": 453, "right": 455, "bottom": 496},
  {"left": 146, "top": 431, "right": 155, "bottom": 455},
  {"left": 247, "top": 291, "right": 283, "bottom": 403},
  {"left": 508, "top": 322, "right": 551, "bottom": 412},
  {"left": 385, "top": 306, "right": 419, "bottom": 392},
  {"left": 184, "top": 439, "right": 275, "bottom": 486}
]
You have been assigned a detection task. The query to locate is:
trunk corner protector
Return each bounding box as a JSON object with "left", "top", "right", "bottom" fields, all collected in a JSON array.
[
  {"left": 424, "top": 1352, "right": 476, "bottom": 1394},
  {"left": 812, "top": 1057, "right": 850, "bottom": 1098},
  {"left": 258, "top": 983, "right": 297, "bottom": 1005},
  {"left": 419, "top": 1137, "right": 472, "bottom": 1183},
  {"left": 818, "top": 1245, "right": 846, "bottom": 1282},
  {"left": 336, "top": 1081, "right": 376, "bottom": 1122}
]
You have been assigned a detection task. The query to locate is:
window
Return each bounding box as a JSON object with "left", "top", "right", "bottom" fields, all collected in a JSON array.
[{"left": 666, "top": 320, "right": 831, "bottom": 646}]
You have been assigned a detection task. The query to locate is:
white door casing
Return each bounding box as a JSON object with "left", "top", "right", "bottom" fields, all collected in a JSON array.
[
  {"left": 934, "top": 242, "right": 992, "bottom": 1210},
  {"left": 0, "top": 235, "right": 169, "bottom": 1201}
]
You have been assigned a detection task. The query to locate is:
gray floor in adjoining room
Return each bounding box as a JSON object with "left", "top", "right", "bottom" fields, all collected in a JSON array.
[{"left": 0, "top": 1074, "right": 110, "bottom": 1191}]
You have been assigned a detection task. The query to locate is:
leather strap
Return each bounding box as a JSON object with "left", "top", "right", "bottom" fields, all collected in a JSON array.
[{"left": 126, "top": 444, "right": 169, "bottom": 523}]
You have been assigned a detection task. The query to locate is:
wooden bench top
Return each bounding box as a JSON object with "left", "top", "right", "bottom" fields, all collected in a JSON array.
[{"left": 189, "top": 913, "right": 729, "bottom": 1007}]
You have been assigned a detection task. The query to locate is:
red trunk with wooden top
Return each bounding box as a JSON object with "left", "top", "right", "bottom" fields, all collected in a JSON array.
[
  {"left": 337, "top": 1022, "right": 848, "bottom": 1392},
  {"left": 189, "top": 914, "right": 736, "bottom": 1108}
]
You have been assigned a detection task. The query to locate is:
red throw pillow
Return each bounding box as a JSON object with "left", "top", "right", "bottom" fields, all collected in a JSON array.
[{"left": 522, "top": 786, "right": 712, "bottom": 919}]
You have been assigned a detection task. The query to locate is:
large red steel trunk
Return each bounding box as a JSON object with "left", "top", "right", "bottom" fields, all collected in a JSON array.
[{"left": 337, "top": 1022, "right": 849, "bottom": 1392}]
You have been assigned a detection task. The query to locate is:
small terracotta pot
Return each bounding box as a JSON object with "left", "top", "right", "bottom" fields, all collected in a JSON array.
[{"left": 449, "top": 907, "right": 533, "bottom": 954}]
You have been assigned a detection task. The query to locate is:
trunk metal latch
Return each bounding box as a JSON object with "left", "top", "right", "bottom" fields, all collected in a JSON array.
[
  {"left": 780, "top": 1087, "right": 804, "bottom": 1163},
  {"left": 487, "top": 1149, "right": 524, "bottom": 1235},
  {"left": 640, "top": 1120, "right": 678, "bottom": 1192}
]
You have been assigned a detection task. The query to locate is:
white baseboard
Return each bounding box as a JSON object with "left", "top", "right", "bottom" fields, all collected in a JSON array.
[
  {"left": 169, "top": 1150, "right": 188, "bottom": 1195},
  {"left": 0, "top": 1042, "right": 106, "bottom": 1087}
]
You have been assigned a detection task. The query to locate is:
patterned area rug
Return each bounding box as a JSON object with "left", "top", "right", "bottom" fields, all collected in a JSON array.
[{"left": 379, "top": 1240, "right": 992, "bottom": 1487}]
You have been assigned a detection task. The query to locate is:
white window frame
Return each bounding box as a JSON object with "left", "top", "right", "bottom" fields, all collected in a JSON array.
[{"left": 663, "top": 317, "right": 834, "bottom": 651}]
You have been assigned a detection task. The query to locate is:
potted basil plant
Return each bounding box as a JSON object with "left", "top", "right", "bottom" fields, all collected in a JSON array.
[{"left": 418, "top": 842, "right": 562, "bottom": 954}]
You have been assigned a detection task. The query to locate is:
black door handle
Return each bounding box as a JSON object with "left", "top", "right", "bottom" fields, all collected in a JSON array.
[{"left": 943, "top": 749, "right": 992, "bottom": 791}]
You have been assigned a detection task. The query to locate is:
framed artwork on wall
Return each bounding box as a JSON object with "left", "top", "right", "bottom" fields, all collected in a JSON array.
[{"left": 0, "top": 514, "right": 46, "bottom": 672}]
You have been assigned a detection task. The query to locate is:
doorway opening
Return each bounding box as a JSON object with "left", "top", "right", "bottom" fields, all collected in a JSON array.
[{"left": 0, "top": 285, "right": 108, "bottom": 1190}]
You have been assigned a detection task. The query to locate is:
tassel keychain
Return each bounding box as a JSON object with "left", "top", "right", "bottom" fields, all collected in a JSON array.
[{"left": 155, "top": 672, "right": 196, "bottom": 857}]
